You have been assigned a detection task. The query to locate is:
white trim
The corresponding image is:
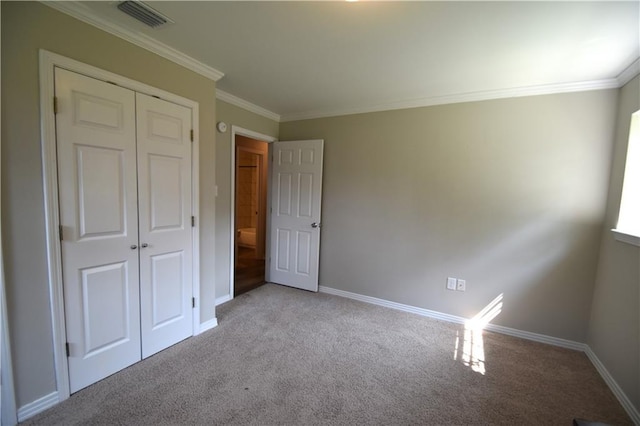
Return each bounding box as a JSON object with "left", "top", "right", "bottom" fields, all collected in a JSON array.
[
  {"left": 228, "top": 133, "right": 235, "bottom": 302},
  {"left": 217, "top": 90, "right": 281, "bottom": 123},
  {"left": 197, "top": 318, "right": 219, "bottom": 334},
  {"left": 318, "top": 286, "right": 586, "bottom": 351},
  {"left": 585, "top": 347, "right": 640, "bottom": 424},
  {"left": 17, "top": 392, "right": 59, "bottom": 423},
  {"left": 191, "top": 89, "right": 202, "bottom": 335},
  {"left": 229, "top": 126, "right": 277, "bottom": 302},
  {"left": 320, "top": 285, "right": 467, "bottom": 324},
  {"left": 1, "top": 267, "right": 18, "bottom": 426},
  {"left": 617, "top": 58, "right": 640, "bottom": 87},
  {"left": 41, "top": 51, "right": 202, "bottom": 108},
  {"left": 265, "top": 142, "right": 274, "bottom": 286},
  {"left": 215, "top": 294, "right": 232, "bottom": 306},
  {"left": 39, "top": 50, "right": 71, "bottom": 402},
  {"left": 231, "top": 126, "right": 278, "bottom": 145},
  {"left": 39, "top": 49, "right": 203, "bottom": 403},
  {"left": 612, "top": 229, "right": 640, "bottom": 247},
  {"left": 482, "top": 322, "right": 585, "bottom": 351},
  {"left": 41, "top": 1, "right": 224, "bottom": 82},
  {"left": 280, "top": 79, "right": 620, "bottom": 122}
]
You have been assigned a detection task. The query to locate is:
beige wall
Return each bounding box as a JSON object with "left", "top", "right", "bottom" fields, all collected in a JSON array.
[
  {"left": 280, "top": 89, "right": 618, "bottom": 342},
  {"left": 588, "top": 75, "right": 640, "bottom": 411},
  {"left": 215, "top": 100, "right": 279, "bottom": 301},
  {"left": 1, "top": 0, "right": 633, "bottom": 415},
  {"left": 1, "top": 2, "right": 217, "bottom": 407}
]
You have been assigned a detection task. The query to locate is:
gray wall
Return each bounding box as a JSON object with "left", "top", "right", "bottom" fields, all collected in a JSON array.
[
  {"left": 215, "top": 100, "right": 279, "bottom": 302},
  {"left": 588, "top": 75, "right": 640, "bottom": 412},
  {"left": 1, "top": 2, "right": 217, "bottom": 408},
  {"left": 280, "top": 90, "right": 618, "bottom": 342},
  {"left": 1, "top": 0, "right": 635, "bottom": 415}
]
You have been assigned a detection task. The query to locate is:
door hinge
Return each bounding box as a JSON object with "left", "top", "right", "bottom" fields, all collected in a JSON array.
[
  {"left": 53, "top": 97, "right": 58, "bottom": 114},
  {"left": 190, "top": 129, "right": 194, "bottom": 142},
  {"left": 65, "top": 342, "right": 70, "bottom": 357},
  {"left": 59, "top": 225, "right": 64, "bottom": 241},
  {"left": 191, "top": 216, "right": 195, "bottom": 227},
  {"left": 192, "top": 297, "right": 196, "bottom": 308}
]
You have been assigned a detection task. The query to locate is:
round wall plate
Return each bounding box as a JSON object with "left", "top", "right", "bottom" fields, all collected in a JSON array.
[{"left": 217, "top": 121, "right": 227, "bottom": 133}]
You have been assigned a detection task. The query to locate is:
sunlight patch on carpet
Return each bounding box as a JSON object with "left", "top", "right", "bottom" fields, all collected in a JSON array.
[{"left": 454, "top": 293, "right": 503, "bottom": 375}]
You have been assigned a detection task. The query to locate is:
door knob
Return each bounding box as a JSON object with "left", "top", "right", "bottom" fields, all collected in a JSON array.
[
  {"left": 311, "top": 222, "right": 321, "bottom": 228},
  {"left": 141, "top": 243, "right": 149, "bottom": 248},
  {"left": 130, "top": 245, "right": 138, "bottom": 250}
]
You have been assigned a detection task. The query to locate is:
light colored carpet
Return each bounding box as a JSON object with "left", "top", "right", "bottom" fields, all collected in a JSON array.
[{"left": 24, "top": 284, "right": 630, "bottom": 425}]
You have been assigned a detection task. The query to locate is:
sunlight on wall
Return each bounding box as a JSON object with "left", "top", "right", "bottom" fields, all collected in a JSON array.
[
  {"left": 454, "top": 294, "right": 503, "bottom": 375},
  {"left": 464, "top": 218, "right": 571, "bottom": 290}
]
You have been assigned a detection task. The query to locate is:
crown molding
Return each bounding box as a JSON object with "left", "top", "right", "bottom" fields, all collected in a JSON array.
[
  {"left": 40, "top": 1, "right": 637, "bottom": 123},
  {"left": 216, "top": 90, "right": 281, "bottom": 122},
  {"left": 616, "top": 57, "right": 640, "bottom": 87},
  {"left": 280, "top": 78, "right": 620, "bottom": 122},
  {"left": 41, "top": 1, "right": 224, "bottom": 82}
]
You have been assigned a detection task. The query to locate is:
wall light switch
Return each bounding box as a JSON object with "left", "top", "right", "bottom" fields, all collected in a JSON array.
[
  {"left": 447, "top": 277, "right": 457, "bottom": 290},
  {"left": 456, "top": 279, "right": 466, "bottom": 292}
]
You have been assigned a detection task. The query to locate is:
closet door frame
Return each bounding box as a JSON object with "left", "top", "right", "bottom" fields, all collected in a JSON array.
[{"left": 38, "top": 50, "right": 202, "bottom": 403}]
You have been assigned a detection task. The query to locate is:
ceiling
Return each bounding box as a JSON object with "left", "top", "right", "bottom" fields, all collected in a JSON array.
[{"left": 58, "top": 1, "right": 639, "bottom": 121}]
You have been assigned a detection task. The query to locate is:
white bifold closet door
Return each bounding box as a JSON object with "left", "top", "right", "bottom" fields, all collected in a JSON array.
[
  {"left": 136, "top": 93, "right": 193, "bottom": 359},
  {"left": 55, "top": 68, "right": 193, "bottom": 393}
]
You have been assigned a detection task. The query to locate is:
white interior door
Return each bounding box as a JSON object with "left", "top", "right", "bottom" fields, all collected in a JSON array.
[
  {"left": 269, "top": 140, "right": 324, "bottom": 291},
  {"left": 55, "top": 68, "right": 142, "bottom": 393},
  {"left": 136, "top": 93, "right": 193, "bottom": 359}
]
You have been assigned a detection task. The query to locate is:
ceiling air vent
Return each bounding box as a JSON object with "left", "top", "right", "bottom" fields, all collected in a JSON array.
[{"left": 117, "top": 1, "right": 174, "bottom": 28}]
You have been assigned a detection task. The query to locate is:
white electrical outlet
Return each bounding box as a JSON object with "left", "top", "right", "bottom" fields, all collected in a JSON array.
[
  {"left": 456, "top": 279, "right": 466, "bottom": 292},
  {"left": 447, "top": 277, "right": 457, "bottom": 291}
]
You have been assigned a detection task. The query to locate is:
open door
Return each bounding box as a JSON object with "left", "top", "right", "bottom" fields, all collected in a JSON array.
[
  {"left": 234, "top": 137, "right": 268, "bottom": 296},
  {"left": 269, "top": 140, "right": 324, "bottom": 292}
]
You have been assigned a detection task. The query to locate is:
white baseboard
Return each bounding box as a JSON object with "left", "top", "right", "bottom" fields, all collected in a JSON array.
[
  {"left": 215, "top": 294, "right": 232, "bottom": 306},
  {"left": 318, "top": 285, "right": 639, "bottom": 422},
  {"left": 17, "top": 391, "right": 59, "bottom": 422},
  {"left": 198, "top": 318, "right": 218, "bottom": 334},
  {"left": 482, "top": 323, "right": 586, "bottom": 351},
  {"left": 319, "top": 285, "right": 584, "bottom": 350},
  {"left": 585, "top": 347, "right": 640, "bottom": 424},
  {"left": 320, "top": 285, "right": 468, "bottom": 323}
]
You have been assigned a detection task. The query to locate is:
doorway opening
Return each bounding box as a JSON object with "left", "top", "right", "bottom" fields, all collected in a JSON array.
[{"left": 234, "top": 136, "right": 269, "bottom": 296}]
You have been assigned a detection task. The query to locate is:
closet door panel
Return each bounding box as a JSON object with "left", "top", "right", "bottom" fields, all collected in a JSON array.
[
  {"left": 55, "top": 68, "right": 141, "bottom": 393},
  {"left": 148, "top": 154, "right": 184, "bottom": 230},
  {"left": 136, "top": 93, "right": 193, "bottom": 359}
]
